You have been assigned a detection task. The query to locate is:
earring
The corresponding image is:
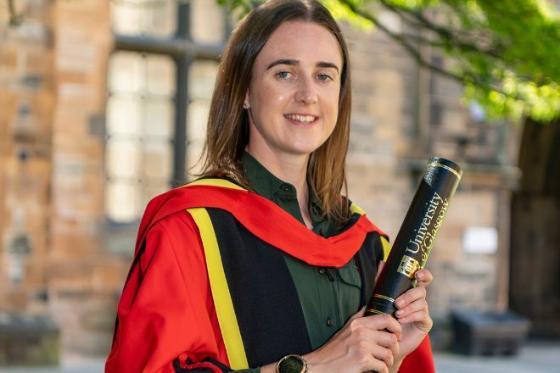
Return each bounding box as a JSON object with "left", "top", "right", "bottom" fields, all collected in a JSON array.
[{"left": 243, "top": 102, "right": 250, "bottom": 109}]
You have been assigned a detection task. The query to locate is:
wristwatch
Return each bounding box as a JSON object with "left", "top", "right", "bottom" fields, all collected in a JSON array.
[{"left": 275, "top": 354, "right": 308, "bottom": 373}]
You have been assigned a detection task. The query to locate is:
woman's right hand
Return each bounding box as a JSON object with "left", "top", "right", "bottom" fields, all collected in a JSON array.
[{"left": 303, "top": 308, "right": 402, "bottom": 373}]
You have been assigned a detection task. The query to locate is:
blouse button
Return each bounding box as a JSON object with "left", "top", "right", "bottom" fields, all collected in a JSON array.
[{"left": 326, "top": 318, "right": 334, "bottom": 327}]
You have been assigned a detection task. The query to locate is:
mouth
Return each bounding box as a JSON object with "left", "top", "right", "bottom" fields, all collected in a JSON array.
[{"left": 284, "top": 113, "right": 318, "bottom": 125}]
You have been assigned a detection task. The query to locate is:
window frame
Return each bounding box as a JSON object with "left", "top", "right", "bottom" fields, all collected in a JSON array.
[{"left": 105, "top": 1, "right": 228, "bottom": 251}]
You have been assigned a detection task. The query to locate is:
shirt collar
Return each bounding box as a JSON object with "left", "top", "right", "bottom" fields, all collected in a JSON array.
[
  {"left": 241, "top": 151, "right": 326, "bottom": 223},
  {"left": 241, "top": 151, "right": 297, "bottom": 201},
  {"left": 240, "top": 151, "right": 356, "bottom": 237}
]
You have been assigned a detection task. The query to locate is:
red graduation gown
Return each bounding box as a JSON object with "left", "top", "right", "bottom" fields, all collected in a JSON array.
[{"left": 105, "top": 183, "right": 435, "bottom": 372}]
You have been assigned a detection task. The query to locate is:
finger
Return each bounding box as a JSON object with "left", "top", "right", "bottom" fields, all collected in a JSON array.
[
  {"left": 352, "top": 343, "right": 389, "bottom": 373},
  {"left": 370, "top": 344, "right": 395, "bottom": 368},
  {"left": 399, "top": 311, "right": 433, "bottom": 333},
  {"left": 345, "top": 307, "right": 366, "bottom": 326},
  {"left": 395, "top": 287, "right": 427, "bottom": 309},
  {"left": 365, "top": 358, "right": 389, "bottom": 373},
  {"left": 354, "top": 306, "right": 366, "bottom": 318},
  {"left": 415, "top": 269, "right": 433, "bottom": 287},
  {"left": 343, "top": 307, "right": 367, "bottom": 333},
  {"left": 395, "top": 299, "right": 428, "bottom": 319},
  {"left": 375, "top": 331, "right": 400, "bottom": 359},
  {"left": 364, "top": 314, "right": 402, "bottom": 337},
  {"left": 348, "top": 317, "right": 401, "bottom": 346},
  {"left": 373, "top": 330, "right": 400, "bottom": 350}
]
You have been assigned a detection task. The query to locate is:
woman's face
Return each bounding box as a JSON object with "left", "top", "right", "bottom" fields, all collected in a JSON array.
[{"left": 245, "top": 21, "right": 343, "bottom": 161}]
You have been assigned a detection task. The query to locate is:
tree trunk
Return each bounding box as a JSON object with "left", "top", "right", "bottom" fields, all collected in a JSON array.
[{"left": 510, "top": 118, "right": 560, "bottom": 338}]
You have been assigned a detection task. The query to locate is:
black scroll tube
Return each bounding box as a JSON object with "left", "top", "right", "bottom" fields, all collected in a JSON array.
[{"left": 365, "top": 157, "right": 462, "bottom": 317}]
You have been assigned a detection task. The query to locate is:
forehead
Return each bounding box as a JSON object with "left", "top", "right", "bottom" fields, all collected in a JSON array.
[{"left": 255, "top": 21, "right": 343, "bottom": 67}]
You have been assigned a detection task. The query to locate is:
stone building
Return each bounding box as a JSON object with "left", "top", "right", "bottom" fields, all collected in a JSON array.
[{"left": 0, "top": 0, "right": 528, "bottom": 361}]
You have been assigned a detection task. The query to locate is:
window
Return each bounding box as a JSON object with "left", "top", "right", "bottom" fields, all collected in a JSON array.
[
  {"left": 187, "top": 60, "right": 219, "bottom": 174},
  {"left": 106, "top": 52, "right": 175, "bottom": 222},
  {"left": 105, "top": 0, "right": 226, "bottom": 253},
  {"left": 111, "top": 0, "right": 177, "bottom": 37}
]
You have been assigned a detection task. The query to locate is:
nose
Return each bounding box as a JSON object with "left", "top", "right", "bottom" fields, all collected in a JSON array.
[{"left": 295, "top": 77, "right": 318, "bottom": 105}]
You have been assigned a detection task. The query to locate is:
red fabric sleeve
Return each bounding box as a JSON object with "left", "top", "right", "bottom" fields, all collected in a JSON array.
[
  {"left": 105, "top": 212, "right": 229, "bottom": 373},
  {"left": 399, "top": 336, "right": 435, "bottom": 373}
]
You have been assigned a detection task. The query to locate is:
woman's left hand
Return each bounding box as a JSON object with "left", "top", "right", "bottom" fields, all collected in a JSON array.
[{"left": 393, "top": 268, "right": 433, "bottom": 358}]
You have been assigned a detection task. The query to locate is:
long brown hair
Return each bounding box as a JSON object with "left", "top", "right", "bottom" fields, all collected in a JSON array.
[{"left": 199, "top": 0, "right": 353, "bottom": 223}]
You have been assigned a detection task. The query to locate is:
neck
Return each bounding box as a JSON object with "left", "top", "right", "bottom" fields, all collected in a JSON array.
[
  {"left": 245, "top": 146, "right": 313, "bottom": 228},
  {"left": 246, "top": 146, "right": 308, "bottom": 191}
]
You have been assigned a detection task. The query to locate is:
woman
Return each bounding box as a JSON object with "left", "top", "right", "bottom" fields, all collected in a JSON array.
[{"left": 106, "top": 1, "right": 435, "bottom": 372}]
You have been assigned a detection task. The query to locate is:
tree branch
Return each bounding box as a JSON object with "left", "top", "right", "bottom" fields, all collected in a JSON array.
[
  {"left": 378, "top": 0, "right": 503, "bottom": 59},
  {"left": 338, "top": 0, "right": 465, "bottom": 83},
  {"left": 336, "top": 0, "right": 518, "bottom": 99}
]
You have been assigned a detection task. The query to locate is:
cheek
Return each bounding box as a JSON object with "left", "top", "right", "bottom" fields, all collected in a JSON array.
[
  {"left": 326, "top": 90, "right": 340, "bottom": 123},
  {"left": 269, "top": 84, "right": 293, "bottom": 106},
  {"left": 252, "top": 84, "right": 290, "bottom": 114}
]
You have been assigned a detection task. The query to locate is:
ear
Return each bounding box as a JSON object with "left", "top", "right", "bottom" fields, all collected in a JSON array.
[{"left": 243, "top": 91, "right": 250, "bottom": 109}]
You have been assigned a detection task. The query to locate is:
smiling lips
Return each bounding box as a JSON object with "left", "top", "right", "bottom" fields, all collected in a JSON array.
[{"left": 284, "top": 113, "right": 318, "bottom": 124}]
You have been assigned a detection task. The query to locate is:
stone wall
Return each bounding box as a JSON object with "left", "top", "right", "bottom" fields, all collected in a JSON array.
[
  {"left": 0, "top": 0, "right": 120, "bottom": 357},
  {"left": 0, "top": 0, "right": 59, "bottom": 363},
  {"left": 0, "top": 0, "right": 54, "bottom": 315}
]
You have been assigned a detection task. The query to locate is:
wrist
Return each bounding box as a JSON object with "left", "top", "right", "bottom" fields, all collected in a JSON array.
[{"left": 301, "top": 353, "right": 324, "bottom": 373}]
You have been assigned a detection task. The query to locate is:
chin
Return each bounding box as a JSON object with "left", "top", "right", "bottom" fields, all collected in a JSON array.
[
  {"left": 284, "top": 139, "right": 326, "bottom": 154},
  {"left": 285, "top": 147, "right": 321, "bottom": 157}
]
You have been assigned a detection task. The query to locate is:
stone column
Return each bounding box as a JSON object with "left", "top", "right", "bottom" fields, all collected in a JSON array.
[{"left": 48, "top": 0, "right": 118, "bottom": 355}]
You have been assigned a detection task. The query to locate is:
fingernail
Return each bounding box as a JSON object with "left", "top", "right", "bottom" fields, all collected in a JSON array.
[
  {"left": 396, "top": 310, "right": 403, "bottom": 317},
  {"left": 396, "top": 300, "right": 404, "bottom": 307}
]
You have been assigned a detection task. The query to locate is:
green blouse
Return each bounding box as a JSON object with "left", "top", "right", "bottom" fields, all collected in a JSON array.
[{"left": 241, "top": 152, "right": 364, "bottom": 349}]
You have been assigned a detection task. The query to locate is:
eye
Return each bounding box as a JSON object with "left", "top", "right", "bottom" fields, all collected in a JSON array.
[
  {"left": 275, "top": 71, "right": 292, "bottom": 80},
  {"left": 317, "top": 73, "right": 333, "bottom": 82}
]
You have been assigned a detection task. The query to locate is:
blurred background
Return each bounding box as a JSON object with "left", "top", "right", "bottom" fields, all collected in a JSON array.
[{"left": 0, "top": 0, "right": 559, "bottom": 371}]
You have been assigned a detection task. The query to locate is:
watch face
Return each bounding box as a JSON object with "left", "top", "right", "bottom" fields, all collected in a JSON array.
[{"left": 278, "top": 355, "right": 305, "bottom": 373}]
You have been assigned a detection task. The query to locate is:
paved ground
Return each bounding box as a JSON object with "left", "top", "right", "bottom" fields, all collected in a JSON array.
[
  {"left": 1, "top": 341, "right": 559, "bottom": 372},
  {"left": 435, "top": 341, "right": 560, "bottom": 373}
]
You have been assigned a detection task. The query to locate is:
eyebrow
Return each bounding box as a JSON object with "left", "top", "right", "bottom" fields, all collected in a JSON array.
[{"left": 266, "top": 59, "right": 340, "bottom": 72}]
